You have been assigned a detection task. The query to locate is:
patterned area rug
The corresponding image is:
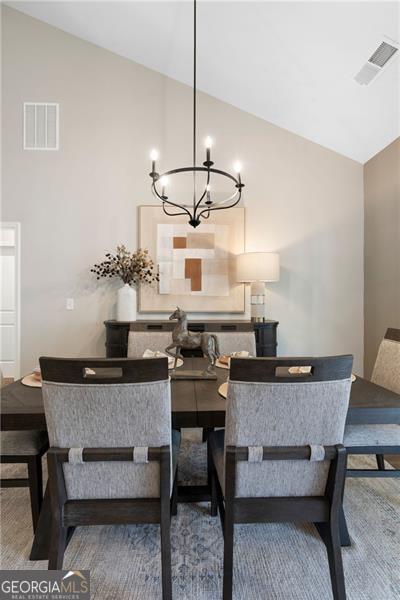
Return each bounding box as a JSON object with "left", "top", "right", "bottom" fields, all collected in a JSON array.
[{"left": 1, "top": 429, "right": 399, "bottom": 599}]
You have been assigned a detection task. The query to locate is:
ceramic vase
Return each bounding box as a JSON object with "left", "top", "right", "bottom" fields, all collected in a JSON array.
[{"left": 117, "top": 283, "right": 137, "bottom": 321}]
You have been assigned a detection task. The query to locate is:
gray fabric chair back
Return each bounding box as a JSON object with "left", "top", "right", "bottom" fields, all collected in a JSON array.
[
  {"left": 371, "top": 328, "right": 400, "bottom": 394},
  {"left": 226, "top": 355, "right": 353, "bottom": 497},
  {"left": 216, "top": 331, "right": 256, "bottom": 356},
  {"left": 40, "top": 357, "right": 170, "bottom": 500},
  {"left": 128, "top": 331, "right": 173, "bottom": 358}
]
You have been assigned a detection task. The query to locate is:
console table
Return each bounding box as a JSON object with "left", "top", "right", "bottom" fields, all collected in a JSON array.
[{"left": 104, "top": 319, "right": 279, "bottom": 358}]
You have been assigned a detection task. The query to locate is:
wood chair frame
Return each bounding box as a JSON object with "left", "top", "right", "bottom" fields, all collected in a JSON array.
[
  {"left": 1, "top": 439, "right": 49, "bottom": 532},
  {"left": 208, "top": 354, "right": 352, "bottom": 599},
  {"left": 40, "top": 356, "right": 174, "bottom": 599},
  {"left": 208, "top": 443, "right": 347, "bottom": 600},
  {"left": 47, "top": 445, "right": 175, "bottom": 600}
]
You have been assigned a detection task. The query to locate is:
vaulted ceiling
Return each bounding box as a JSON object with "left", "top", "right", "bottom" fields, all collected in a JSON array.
[{"left": 7, "top": 1, "right": 400, "bottom": 163}]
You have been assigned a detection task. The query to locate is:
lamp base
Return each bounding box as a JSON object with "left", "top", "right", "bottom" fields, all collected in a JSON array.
[{"left": 250, "top": 281, "right": 266, "bottom": 322}]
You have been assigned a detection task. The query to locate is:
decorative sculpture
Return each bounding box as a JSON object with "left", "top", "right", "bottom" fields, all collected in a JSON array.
[{"left": 166, "top": 307, "right": 219, "bottom": 379}]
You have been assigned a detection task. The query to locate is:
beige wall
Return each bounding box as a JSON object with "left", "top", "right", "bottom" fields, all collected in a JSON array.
[
  {"left": 1, "top": 6, "right": 364, "bottom": 376},
  {"left": 364, "top": 138, "right": 400, "bottom": 377}
]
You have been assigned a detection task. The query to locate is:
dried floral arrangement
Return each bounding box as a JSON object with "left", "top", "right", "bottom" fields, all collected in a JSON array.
[{"left": 91, "top": 245, "right": 159, "bottom": 286}]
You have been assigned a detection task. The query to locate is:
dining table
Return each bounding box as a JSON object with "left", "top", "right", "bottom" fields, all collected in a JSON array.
[{"left": 2, "top": 357, "right": 400, "bottom": 561}]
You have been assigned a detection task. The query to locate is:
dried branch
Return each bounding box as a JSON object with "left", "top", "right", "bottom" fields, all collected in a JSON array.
[{"left": 91, "top": 245, "right": 159, "bottom": 286}]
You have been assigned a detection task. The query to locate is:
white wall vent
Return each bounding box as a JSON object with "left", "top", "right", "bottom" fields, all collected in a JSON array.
[
  {"left": 354, "top": 37, "right": 399, "bottom": 86},
  {"left": 23, "top": 103, "right": 59, "bottom": 150}
]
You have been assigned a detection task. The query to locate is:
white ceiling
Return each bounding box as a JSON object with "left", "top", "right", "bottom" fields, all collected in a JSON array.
[{"left": 7, "top": 1, "right": 400, "bottom": 163}]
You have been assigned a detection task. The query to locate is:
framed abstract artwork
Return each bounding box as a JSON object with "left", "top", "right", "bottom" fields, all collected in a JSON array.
[{"left": 138, "top": 206, "right": 245, "bottom": 313}]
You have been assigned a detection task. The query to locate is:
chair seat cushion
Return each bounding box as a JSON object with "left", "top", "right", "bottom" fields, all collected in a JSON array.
[
  {"left": 344, "top": 425, "right": 400, "bottom": 448},
  {"left": 209, "top": 429, "right": 225, "bottom": 492},
  {"left": 1, "top": 430, "right": 49, "bottom": 456}
]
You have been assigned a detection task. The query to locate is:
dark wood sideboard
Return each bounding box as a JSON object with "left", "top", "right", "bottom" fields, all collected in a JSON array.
[{"left": 104, "top": 320, "right": 279, "bottom": 358}]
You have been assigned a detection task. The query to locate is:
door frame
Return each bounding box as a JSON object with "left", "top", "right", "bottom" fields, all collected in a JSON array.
[{"left": 0, "top": 222, "right": 21, "bottom": 379}]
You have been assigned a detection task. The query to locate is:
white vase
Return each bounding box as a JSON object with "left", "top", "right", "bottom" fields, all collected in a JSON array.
[{"left": 117, "top": 283, "right": 137, "bottom": 321}]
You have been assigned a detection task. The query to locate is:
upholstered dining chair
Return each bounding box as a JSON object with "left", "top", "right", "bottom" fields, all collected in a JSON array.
[
  {"left": 202, "top": 331, "right": 257, "bottom": 443},
  {"left": 216, "top": 331, "right": 257, "bottom": 357},
  {"left": 1, "top": 430, "right": 48, "bottom": 532},
  {"left": 40, "top": 356, "right": 180, "bottom": 600},
  {"left": 344, "top": 327, "right": 400, "bottom": 478},
  {"left": 208, "top": 355, "right": 353, "bottom": 600},
  {"left": 128, "top": 331, "right": 173, "bottom": 358}
]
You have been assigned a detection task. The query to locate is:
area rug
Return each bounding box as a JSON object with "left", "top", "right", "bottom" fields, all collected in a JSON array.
[{"left": 1, "top": 430, "right": 399, "bottom": 599}]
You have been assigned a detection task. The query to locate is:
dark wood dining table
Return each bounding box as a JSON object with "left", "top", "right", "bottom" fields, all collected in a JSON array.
[{"left": 2, "top": 357, "right": 400, "bottom": 561}]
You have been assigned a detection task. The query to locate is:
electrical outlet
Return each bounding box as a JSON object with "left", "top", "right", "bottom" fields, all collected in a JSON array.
[{"left": 66, "top": 298, "right": 74, "bottom": 310}]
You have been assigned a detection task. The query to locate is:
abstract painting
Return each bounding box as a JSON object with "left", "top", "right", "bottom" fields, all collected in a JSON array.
[
  {"left": 138, "top": 206, "right": 245, "bottom": 313},
  {"left": 157, "top": 223, "right": 229, "bottom": 296}
]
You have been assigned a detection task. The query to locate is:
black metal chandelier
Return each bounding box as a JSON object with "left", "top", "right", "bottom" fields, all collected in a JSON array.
[{"left": 148, "top": 0, "right": 244, "bottom": 228}]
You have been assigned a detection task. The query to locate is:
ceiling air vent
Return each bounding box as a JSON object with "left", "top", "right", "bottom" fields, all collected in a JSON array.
[
  {"left": 24, "top": 102, "right": 59, "bottom": 150},
  {"left": 354, "top": 37, "right": 399, "bottom": 86}
]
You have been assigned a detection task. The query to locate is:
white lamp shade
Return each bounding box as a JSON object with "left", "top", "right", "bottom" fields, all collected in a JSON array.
[{"left": 236, "top": 252, "right": 280, "bottom": 282}]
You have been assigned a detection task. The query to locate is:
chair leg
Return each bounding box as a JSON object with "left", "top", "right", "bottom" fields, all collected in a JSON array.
[
  {"left": 27, "top": 455, "right": 44, "bottom": 533},
  {"left": 339, "top": 506, "right": 351, "bottom": 547},
  {"left": 223, "top": 503, "right": 234, "bottom": 600},
  {"left": 202, "top": 427, "right": 214, "bottom": 443},
  {"left": 171, "top": 472, "right": 178, "bottom": 517},
  {"left": 207, "top": 442, "right": 218, "bottom": 517},
  {"left": 376, "top": 454, "right": 386, "bottom": 470},
  {"left": 159, "top": 445, "right": 172, "bottom": 600},
  {"left": 160, "top": 510, "right": 172, "bottom": 600},
  {"left": 325, "top": 522, "right": 347, "bottom": 600},
  {"left": 48, "top": 523, "right": 68, "bottom": 570}
]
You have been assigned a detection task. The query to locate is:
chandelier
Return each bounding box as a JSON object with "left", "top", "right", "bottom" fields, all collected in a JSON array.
[{"left": 148, "top": 0, "right": 245, "bottom": 228}]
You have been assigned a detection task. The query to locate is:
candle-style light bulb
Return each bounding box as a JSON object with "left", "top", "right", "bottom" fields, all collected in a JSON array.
[
  {"left": 234, "top": 161, "right": 242, "bottom": 185},
  {"left": 205, "top": 136, "right": 213, "bottom": 163},
  {"left": 160, "top": 176, "right": 168, "bottom": 198},
  {"left": 206, "top": 183, "right": 212, "bottom": 205},
  {"left": 150, "top": 149, "right": 159, "bottom": 175}
]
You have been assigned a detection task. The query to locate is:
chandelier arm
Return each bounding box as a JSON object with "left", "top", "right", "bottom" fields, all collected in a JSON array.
[
  {"left": 197, "top": 189, "right": 242, "bottom": 220},
  {"left": 162, "top": 203, "right": 191, "bottom": 218},
  {"left": 152, "top": 183, "right": 192, "bottom": 219},
  {"left": 193, "top": 169, "right": 211, "bottom": 217},
  {"left": 200, "top": 187, "right": 238, "bottom": 208},
  {"left": 158, "top": 166, "right": 240, "bottom": 186}
]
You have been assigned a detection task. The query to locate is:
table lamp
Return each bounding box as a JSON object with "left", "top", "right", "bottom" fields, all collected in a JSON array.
[{"left": 236, "top": 252, "right": 280, "bottom": 321}]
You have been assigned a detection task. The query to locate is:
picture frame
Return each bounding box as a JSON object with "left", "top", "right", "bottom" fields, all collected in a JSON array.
[{"left": 138, "top": 205, "right": 245, "bottom": 313}]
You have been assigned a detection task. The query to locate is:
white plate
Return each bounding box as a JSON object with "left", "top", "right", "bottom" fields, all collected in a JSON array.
[
  {"left": 142, "top": 351, "right": 183, "bottom": 369},
  {"left": 168, "top": 358, "right": 183, "bottom": 369},
  {"left": 216, "top": 353, "right": 251, "bottom": 370},
  {"left": 216, "top": 359, "right": 230, "bottom": 370},
  {"left": 288, "top": 366, "right": 356, "bottom": 382},
  {"left": 21, "top": 374, "right": 42, "bottom": 388},
  {"left": 218, "top": 381, "right": 228, "bottom": 398}
]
